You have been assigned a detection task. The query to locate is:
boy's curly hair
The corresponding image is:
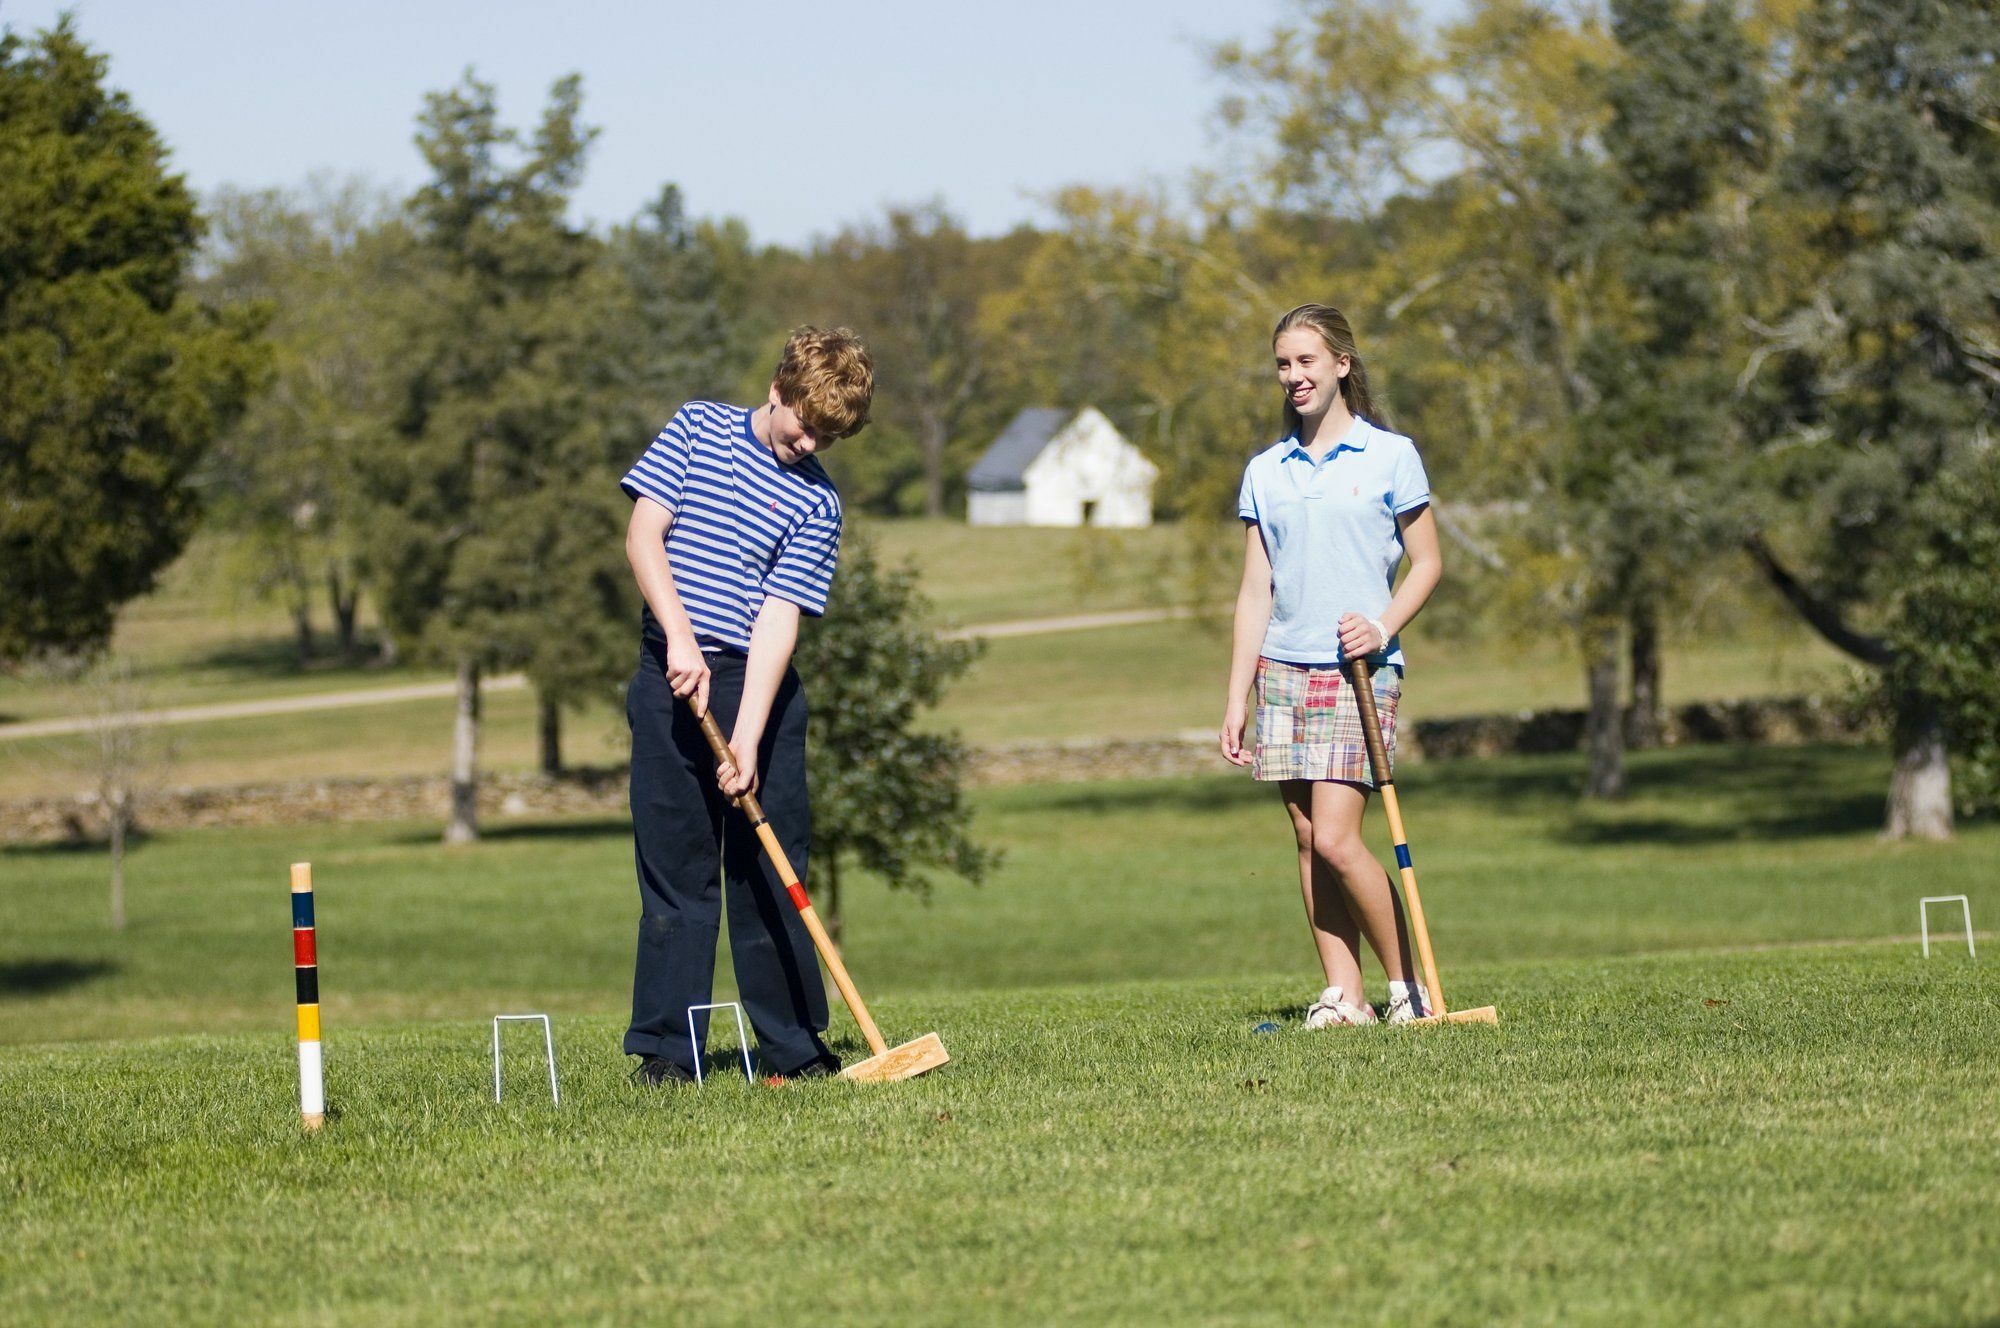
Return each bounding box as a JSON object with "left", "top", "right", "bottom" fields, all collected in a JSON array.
[{"left": 773, "top": 326, "right": 873, "bottom": 441}]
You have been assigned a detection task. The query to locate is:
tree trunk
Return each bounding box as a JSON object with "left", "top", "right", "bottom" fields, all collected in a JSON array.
[
  {"left": 446, "top": 658, "right": 481, "bottom": 844},
  {"left": 1584, "top": 622, "right": 1626, "bottom": 799},
  {"left": 1626, "top": 603, "right": 1662, "bottom": 750},
  {"left": 107, "top": 789, "right": 127, "bottom": 931},
  {"left": 377, "top": 632, "right": 399, "bottom": 667},
  {"left": 291, "top": 602, "right": 316, "bottom": 667},
  {"left": 1884, "top": 694, "right": 1952, "bottom": 840},
  {"left": 824, "top": 854, "right": 843, "bottom": 946},
  {"left": 328, "top": 565, "right": 360, "bottom": 661},
  {"left": 920, "top": 420, "right": 946, "bottom": 519},
  {"left": 538, "top": 695, "right": 562, "bottom": 776}
]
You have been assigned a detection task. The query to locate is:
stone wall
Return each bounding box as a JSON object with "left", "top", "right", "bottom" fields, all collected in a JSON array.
[
  {"left": 1409, "top": 693, "right": 1871, "bottom": 760},
  {"left": 0, "top": 693, "right": 1873, "bottom": 846}
]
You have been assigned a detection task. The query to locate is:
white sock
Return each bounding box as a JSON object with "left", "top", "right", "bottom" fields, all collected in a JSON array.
[{"left": 1389, "top": 980, "right": 1427, "bottom": 1011}]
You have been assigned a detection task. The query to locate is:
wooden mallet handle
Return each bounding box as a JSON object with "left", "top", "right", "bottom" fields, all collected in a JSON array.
[
  {"left": 1344, "top": 657, "right": 1450, "bottom": 1015},
  {"left": 691, "top": 706, "right": 888, "bottom": 1056}
]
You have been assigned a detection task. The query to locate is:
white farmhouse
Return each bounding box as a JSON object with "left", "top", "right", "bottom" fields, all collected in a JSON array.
[{"left": 965, "top": 406, "right": 1159, "bottom": 527}]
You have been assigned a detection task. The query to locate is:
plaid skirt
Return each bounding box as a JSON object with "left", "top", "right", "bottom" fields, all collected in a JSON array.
[{"left": 1252, "top": 657, "right": 1402, "bottom": 785}]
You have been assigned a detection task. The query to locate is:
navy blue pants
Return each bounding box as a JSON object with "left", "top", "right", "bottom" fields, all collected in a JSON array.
[{"left": 622, "top": 642, "right": 832, "bottom": 1075}]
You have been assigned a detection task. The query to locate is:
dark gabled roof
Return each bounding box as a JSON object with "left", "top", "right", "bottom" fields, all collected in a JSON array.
[{"left": 966, "top": 407, "right": 1071, "bottom": 492}]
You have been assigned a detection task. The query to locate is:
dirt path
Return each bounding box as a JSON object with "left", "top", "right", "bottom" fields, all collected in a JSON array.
[{"left": 0, "top": 606, "right": 1212, "bottom": 742}]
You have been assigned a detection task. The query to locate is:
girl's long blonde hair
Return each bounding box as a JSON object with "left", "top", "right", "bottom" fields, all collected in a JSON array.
[{"left": 1273, "top": 303, "right": 1383, "bottom": 437}]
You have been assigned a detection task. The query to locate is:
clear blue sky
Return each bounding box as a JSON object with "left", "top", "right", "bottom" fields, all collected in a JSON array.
[{"left": 1, "top": 0, "right": 1334, "bottom": 248}]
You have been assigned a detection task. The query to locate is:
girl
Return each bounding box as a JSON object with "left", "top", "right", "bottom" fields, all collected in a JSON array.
[{"left": 1220, "top": 304, "right": 1444, "bottom": 1028}]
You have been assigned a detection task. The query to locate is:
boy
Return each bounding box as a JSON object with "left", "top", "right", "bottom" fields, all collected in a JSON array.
[{"left": 619, "top": 326, "right": 873, "bottom": 1085}]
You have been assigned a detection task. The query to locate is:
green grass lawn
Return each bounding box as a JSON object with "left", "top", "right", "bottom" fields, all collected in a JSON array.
[
  {"left": 1, "top": 948, "right": 1993, "bottom": 1326},
  {"left": 1, "top": 744, "right": 1983, "bottom": 1044},
  {"left": 3, "top": 745, "right": 1995, "bottom": 1324}
]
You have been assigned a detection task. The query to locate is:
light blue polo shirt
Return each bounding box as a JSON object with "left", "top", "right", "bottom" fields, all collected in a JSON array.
[{"left": 1236, "top": 418, "right": 1430, "bottom": 667}]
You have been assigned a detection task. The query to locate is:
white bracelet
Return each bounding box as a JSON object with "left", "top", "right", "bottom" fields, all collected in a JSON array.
[{"left": 1366, "top": 617, "right": 1389, "bottom": 651}]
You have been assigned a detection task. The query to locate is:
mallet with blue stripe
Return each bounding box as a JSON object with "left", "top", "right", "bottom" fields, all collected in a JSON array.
[{"left": 1344, "top": 659, "right": 1499, "bottom": 1027}]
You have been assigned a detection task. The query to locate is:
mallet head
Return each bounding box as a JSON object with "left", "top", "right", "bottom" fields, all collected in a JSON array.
[
  {"left": 1408, "top": 1005, "right": 1500, "bottom": 1027},
  {"left": 839, "top": 1031, "right": 950, "bottom": 1083}
]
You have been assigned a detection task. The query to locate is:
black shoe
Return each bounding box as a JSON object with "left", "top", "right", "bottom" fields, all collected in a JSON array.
[
  {"left": 632, "top": 1055, "right": 697, "bottom": 1087},
  {"left": 769, "top": 1053, "right": 842, "bottom": 1082}
]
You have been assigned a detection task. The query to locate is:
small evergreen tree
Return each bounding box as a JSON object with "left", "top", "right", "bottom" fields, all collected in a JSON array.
[
  {"left": 0, "top": 20, "right": 258, "bottom": 665},
  {"left": 794, "top": 532, "right": 995, "bottom": 941}
]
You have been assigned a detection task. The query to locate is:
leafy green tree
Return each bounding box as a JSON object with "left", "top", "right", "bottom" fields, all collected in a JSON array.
[
  {"left": 511, "top": 186, "right": 748, "bottom": 774},
  {"left": 200, "top": 179, "right": 405, "bottom": 665},
  {"left": 362, "top": 72, "right": 602, "bottom": 837},
  {"left": 0, "top": 20, "right": 259, "bottom": 665},
  {"left": 1580, "top": 0, "right": 1769, "bottom": 753},
  {"left": 982, "top": 185, "right": 1279, "bottom": 544},
  {"left": 794, "top": 532, "right": 994, "bottom": 941},
  {"left": 1737, "top": 0, "right": 2000, "bottom": 838},
  {"left": 796, "top": 205, "right": 1037, "bottom": 516},
  {"left": 1885, "top": 449, "right": 2000, "bottom": 816},
  {"left": 1880, "top": 452, "right": 2000, "bottom": 816}
]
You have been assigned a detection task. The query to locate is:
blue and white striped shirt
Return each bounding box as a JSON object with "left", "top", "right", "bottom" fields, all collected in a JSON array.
[{"left": 621, "top": 401, "right": 843, "bottom": 653}]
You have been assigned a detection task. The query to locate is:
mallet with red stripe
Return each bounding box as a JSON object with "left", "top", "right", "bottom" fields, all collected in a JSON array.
[
  {"left": 693, "top": 707, "right": 949, "bottom": 1082},
  {"left": 1344, "top": 658, "right": 1498, "bottom": 1027}
]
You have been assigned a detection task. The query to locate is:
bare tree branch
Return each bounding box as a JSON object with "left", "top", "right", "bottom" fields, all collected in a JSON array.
[{"left": 1744, "top": 534, "right": 1895, "bottom": 667}]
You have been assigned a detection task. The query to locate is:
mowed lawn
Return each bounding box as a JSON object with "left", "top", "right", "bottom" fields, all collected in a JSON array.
[
  {"left": 0, "top": 744, "right": 1983, "bottom": 1045},
  {"left": 1, "top": 951, "right": 1994, "bottom": 1326},
  {"left": 2, "top": 744, "right": 1996, "bottom": 1324}
]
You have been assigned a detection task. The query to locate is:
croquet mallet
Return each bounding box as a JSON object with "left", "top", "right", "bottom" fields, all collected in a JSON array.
[
  {"left": 691, "top": 705, "right": 950, "bottom": 1082},
  {"left": 1345, "top": 658, "right": 1499, "bottom": 1026}
]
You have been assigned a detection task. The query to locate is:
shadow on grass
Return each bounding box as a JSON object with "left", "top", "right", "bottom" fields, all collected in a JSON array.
[
  {"left": 187, "top": 634, "right": 395, "bottom": 681},
  {"left": 1560, "top": 793, "right": 1885, "bottom": 846},
  {"left": 1, "top": 830, "right": 153, "bottom": 858},
  {"left": 1026, "top": 779, "right": 1272, "bottom": 817},
  {"left": 0, "top": 958, "right": 118, "bottom": 995},
  {"left": 383, "top": 819, "right": 631, "bottom": 847},
  {"left": 1242, "top": 1002, "right": 1308, "bottom": 1024}
]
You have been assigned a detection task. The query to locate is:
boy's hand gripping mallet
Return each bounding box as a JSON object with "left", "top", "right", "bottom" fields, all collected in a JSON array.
[
  {"left": 1345, "top": 658, "right": 1499, "bottom": 1026},
  {"left": 692, "top": 705, "right": 951, "bottom": 1082}
]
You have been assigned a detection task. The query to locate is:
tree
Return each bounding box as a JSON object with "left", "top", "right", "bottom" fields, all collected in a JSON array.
[
  {"left": 0, "top": 20, "right": 259, "bottom": 666},
  {"left": 506, "top": 185, "right": 763, "bottom": 775},
  {"left": 797, "top": 205, "right": 1036, "bottom": 517},
  {"left": 1886, "top": 449, "right": 2000, "bottom": 816},
  {"left": 77, "top": 657, "right": 170, "bottom": 930},
  {"left": 1736, "top": 0, "right": 2000, "bottom": 838},
  {"left": 793, "top": 532, "right": 995, "bottom": 942},
  {"left": 1574, "top": 0, "right": 1771, "bottom": 760},
  {"left": 362, "top": 72, "right": 601, "bottom": 839},
  {"left": 200, "top": 178, "right": 405, "bottom": 665}
]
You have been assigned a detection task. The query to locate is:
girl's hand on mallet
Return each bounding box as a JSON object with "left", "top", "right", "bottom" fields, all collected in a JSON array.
[
  {"left": 717, "top": 736, "right": 759, "bottom": 799},
  {"left": 1220, "top": 700, "right": 1253, "bottom": 766},
  {"left": 665, "top": 634, "right": 710, "bottom": 716},
  {"left": 1338, "top": 612, "right": 1386, "bottom": 660}
]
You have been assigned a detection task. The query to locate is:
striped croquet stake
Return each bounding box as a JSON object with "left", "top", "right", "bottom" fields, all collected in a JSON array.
[
  {"left": 1344, "top": 659, "right": 1498, "bottom": 1026},
  {"left": 291, "top": 862, "right": 325, "bottom": 1130}
]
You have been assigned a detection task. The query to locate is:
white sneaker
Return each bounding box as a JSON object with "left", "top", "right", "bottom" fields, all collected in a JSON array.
[
  {"left": 1304, "top": 985, "right": 1378, "bottom": 1029},
  {"left": 1383, "top": 984, "right": 1434, "bottom": 1025}
]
